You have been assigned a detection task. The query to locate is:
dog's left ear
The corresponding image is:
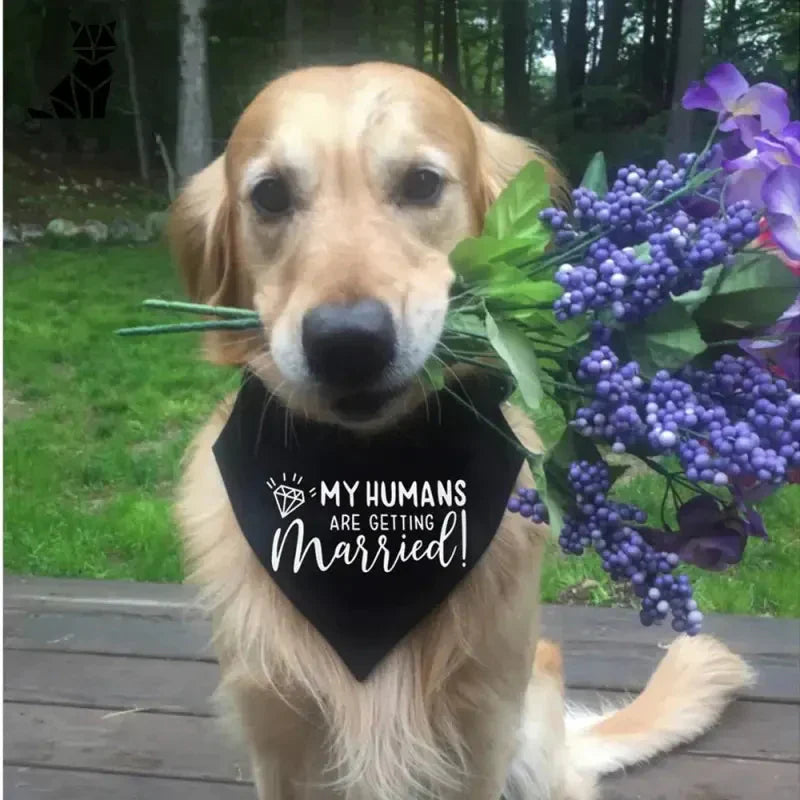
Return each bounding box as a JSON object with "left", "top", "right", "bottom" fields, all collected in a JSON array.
[
  {"left": 168, "top": 156, "right": 253, "bottom": 364},
  {"left": 474, "top": 121, "right": 568, "bottom": 225}
]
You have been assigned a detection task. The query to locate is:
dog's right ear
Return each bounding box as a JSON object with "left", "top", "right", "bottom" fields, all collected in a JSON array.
[{"left": 168, "top": 156, "right": 253, "bottom": 364}]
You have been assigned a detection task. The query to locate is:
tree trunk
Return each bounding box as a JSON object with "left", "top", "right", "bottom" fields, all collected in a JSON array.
[
  {"left": 549, "top": 0, "right": 569, "bottom": 107},
  {"left": 30, "top": 1, "right": 73, "bottom": 154},
  {"left": 414, "top": 0, "right": 426, "bottom": 66},
  {"left": 641, "top": 0, "right": 654, "bottom": 91},
  {"left": 596, "top": 0, "right": 626, "bottom": 84},
  {"left": 482, "top": 0, "right": 500, "bottom": 114},
  {"left": 461, "top": 36, "right": 475, "bottom": 98},
  {"left": 717, "top": 0, "right": 737, "bottom": 55},
  {"left": 176, "top": 0, "right": 212, "bottom": 183},
  {"left": 119, "top": 0, "right": 150, "bottom": 183},
  {"left": 285, "top": 0, "right": 303, "bottom": 66},
  {"left": 501, "top": 0, "right": 529, "bottom": 134},
  {"left": 665, "top": 0, "right": 682, "bottom": 105},
  {"left": 441, "top": 0, "right": 460, "bottom": 94},
  {"left": 330, "top": 0, "right": 361, "bottom": 58},
  {"left": 650, "top": 0, "right": 668, "bottom": 99},
  {"left": 565, "top": 0, "right": 589, "bottom": 103},
  {"left": 589, "top": 0, "right": 601, "bottom": 76},
  {"left": 368, "top": 0, "right": 385, "bottom": 52},
  {"left": 432, "top": 0, "right": 443, "bottom": 72},
  {"left": 665, "top": 0, "right": 705, "bottom": 160}
]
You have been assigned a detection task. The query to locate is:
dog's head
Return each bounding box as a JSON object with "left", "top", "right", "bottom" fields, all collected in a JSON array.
[{"left": 170, "top": 62, "right": 560, "bottom": 429}]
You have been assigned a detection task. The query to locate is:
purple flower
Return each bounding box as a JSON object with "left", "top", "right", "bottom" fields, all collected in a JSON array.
[
  {"left": 683, "top": 63, "right": 791, "bottom": 147},
  {"left": 762, "top": 165, "right": 800, "bottom": 260},
  {"left": 674, "top": 496, "right": 749, "bottom": 569},
  {"left": 638, "top": 496, "right": 749, "bottom": 571},
  {"left": 740, "top": 294, "right": 800, "bottom": 386},
  {"left": 724, "top": 122, "right": 800, "bottom": 205},
  {"left": 729, "top": 481, "right": 770, "bottom": 539}
]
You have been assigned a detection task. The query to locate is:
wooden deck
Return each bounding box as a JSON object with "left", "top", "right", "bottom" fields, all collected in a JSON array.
[{"left": 4, "top": 575, "right": 799, "bottom": 799}]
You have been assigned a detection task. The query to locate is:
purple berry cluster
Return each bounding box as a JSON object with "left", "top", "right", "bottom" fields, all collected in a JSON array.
[
  {"left": 507, "top": 487, "right": 549, "bottom": 524},
  {"left": 509, "top": 462, "right": 702, "bottom": 634},
  {"left": 551, "top": 200, "right": 760, "bottom": 323},
  {"left": 571, "top": 347, "right": 800, "bottom": 487},
  {"left": 541, "top": 149, "right": 761, "bottom": 323},
  {"left": 541, "top": 151, "right": 713, "bottom": 250}
]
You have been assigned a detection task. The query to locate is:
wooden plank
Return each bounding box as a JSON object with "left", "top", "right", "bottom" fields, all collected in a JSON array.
[
  {"left": 5, "top": 705, "right": 798, "bottom": 800},
  {"left": 603, "top": 754, "right": 800, "bottom": 800},
  {"left": 4, "top": 703, "right": 250, "bottom": 784},
  {"left": 561, "top": 641, "right": 800, "bottom": 703},
  {"left": 3, "top": 608, "right": 215, "bottom": 661},
  {"left": 3, "top": 575, "right": 205, "bottom": 618},
  {"left": 6, "top": 702, "right": 798, "bottom": 798},
  {"left": 6, "top": 575, "right": 798, "bottom": 657},
  {"left": 568, "top": 689, "right": 800, "bottom": 763},
  {"left": 6, "top": 606, "right": 796, "bottom": 702},
  {"left": 3, "top": 650, "right": 219, "bottom": 716},
  {"left": 5, "top": 766, "right": 253, "bottom": 800},
  {"left": 542, "top": 603, "right": 800, "bottom": 658},
  {"left": 5, "top": 649, "right": 796, "bottom": 763}
]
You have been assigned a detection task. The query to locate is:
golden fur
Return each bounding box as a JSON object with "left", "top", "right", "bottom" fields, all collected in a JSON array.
[{"left": 172, "top": 62, "right": 754, "bottom": 800}]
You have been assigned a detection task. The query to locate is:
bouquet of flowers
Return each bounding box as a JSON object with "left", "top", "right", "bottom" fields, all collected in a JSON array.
[{"left": 120, "top": 63, "right": 800, "bottom": 635}]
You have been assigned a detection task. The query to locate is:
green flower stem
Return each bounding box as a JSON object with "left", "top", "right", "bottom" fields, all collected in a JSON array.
[
  {"left": 443, "top": 326, "right": 569, "bottom": 350},
  {"left": 115, "top": 319, "right": 262, "bottom": 336},
  {"left": 638, "top": 454, "right": 716, "bottom": 499},
  {"left": 686, "top": 121, "right": 720, "bottom": 183},
  {"left": 435, "top": 350, "right": 510, "bottom": 376},
  {"left": 142, "top": 299, "right": 259, "bottom": 319}
]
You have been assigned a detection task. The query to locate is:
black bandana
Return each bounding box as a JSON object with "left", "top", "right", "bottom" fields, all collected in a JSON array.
[{"left": 212, "top": 373, "right": 524, "bottom": 681}]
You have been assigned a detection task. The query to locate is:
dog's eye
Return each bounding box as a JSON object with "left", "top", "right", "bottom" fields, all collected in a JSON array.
[
  {"left": 399, "top": 168, "right": 442, "bottom": 205},
  {"left": 251, "top": 176, "right": 292, "bottom": 217}
]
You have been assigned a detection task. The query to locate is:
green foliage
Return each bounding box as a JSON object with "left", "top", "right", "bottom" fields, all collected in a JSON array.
[
  {"left": 694, "top": 252, "right": 800, "bottom": 328},
  {"left": 671, "top": 265, "right": 725, "bottom": 313},
  {"left": 483, "top": 161, "right": 551, "bottom": 242},
  {"left": 450, "top": 237, "right": 543, "bottom": 282},
  {"left": 580, "top": 151, "right": 608, "bottom": 195},
  {"left": 485, "top": 313, "right": 545, "bottom": 411},
  {"left": 628, "top": 303, "right": 707, "bottom": 376}
]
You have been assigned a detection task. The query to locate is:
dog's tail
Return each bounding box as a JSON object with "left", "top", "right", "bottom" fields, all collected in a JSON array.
[{"left": 505, "top": 635, "right": 755, "bottom": 799}]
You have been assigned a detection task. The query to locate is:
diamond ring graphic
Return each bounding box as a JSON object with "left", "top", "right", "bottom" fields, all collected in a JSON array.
[{"left": 267, "top": 473, "right": 316, "bottom": 519}]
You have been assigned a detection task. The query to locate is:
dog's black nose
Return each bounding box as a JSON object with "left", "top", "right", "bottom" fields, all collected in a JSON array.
[{"left": 302, "top": 299, "right": 396, "bottom": 387}]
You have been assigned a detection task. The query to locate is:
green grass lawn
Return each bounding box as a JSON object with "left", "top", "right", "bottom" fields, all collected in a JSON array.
[{"left": 4, "top": 244, "right": 799, "bottom": 615}]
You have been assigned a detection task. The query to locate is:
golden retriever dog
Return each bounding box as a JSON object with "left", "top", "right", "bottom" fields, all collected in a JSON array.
[{"left": 171, "top": 62, "right": 754, "bottom": 800}]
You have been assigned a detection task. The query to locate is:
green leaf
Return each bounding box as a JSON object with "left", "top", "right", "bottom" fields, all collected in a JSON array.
[
  {"left": 444, "top": 311, "right": 487, "bottom": 339},
  {"left": 481, "top": 279, "right": 562, "bottom": 307},
  {"left": 607, "top": 462, "right": 631, "bottom": 486},
  {"left": 628, "top": 302, "right": 706, "bottom": 376},
  {"left": 685, "top": 167, "right": 720, "bottom": 191},
  {"left": 549, "top": 428, "right": 603, "bottom": 472},
  {"left": 715, "top": 252, "right": 799, "bottom": 295},
  {"left": 423, "top": 357, "right": 445, "bottom": 390},
  {"left": 633, "top": 242, "right": 652, "bottom": 262},
  {"left": 485, "top": 312, "right": 544, "bottom": 409},
  {"left": 528, "top": 455, "right": 565, "bottom": 536},
  {"left": 671, "top": 265, "right": 723, "bottom": 314},
  {"left": 580, "top": 152, "right": 608, "bottom": 196},
  {"left": 483, "top": 160, "right": 551, "bottom": 241},
  {"left": 694, "top": 252, "right": 800, "bottom": 328},
  {"left": 450, "top": 235, "right": 544, "bottom": 281},
  {"left": 512, "top": 389, "right": 567, "bottom": 452}
]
